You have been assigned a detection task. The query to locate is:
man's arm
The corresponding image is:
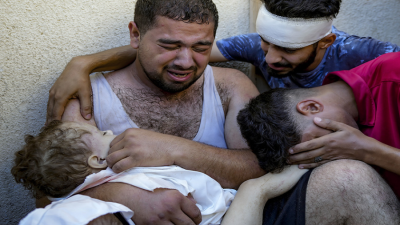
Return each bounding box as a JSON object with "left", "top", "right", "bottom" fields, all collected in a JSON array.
[
  {"left": 46, "top": 46, "right": 136, "bottom": 123},
  {"left": 80, "top": 183, "right": 201, "bottom": 225},
  {"left": 221, "top": 166, "right": 308, "bottom": 225},
  {"left": 288, "top": 118, "right": 400, "bottom": 175},
  {"left": 106, "top": 68, "right": 265, "bottom": 189}
]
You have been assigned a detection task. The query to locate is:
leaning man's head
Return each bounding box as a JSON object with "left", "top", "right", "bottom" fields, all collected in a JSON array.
[
  {"left": 130, "top": 0, "right": 219, "bottom": 93},
  {"left": 237, "top": 84, "right": 356, "bottom": 172}
]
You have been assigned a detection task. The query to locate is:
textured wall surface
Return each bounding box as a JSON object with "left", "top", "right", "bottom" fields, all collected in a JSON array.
[
  {"left": 0, "top": 0, "right": 250, "bottom": 223},
  {"left": 333, "top": 0, "right": 400, "bottom": 44},
  {"left": 0, "top": 0, "right": 399, "bottom": 223}
]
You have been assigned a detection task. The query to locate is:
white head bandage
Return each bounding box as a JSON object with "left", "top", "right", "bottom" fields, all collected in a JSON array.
[{"left": 256, "top": 4, "right": 333, "bottom": 48}]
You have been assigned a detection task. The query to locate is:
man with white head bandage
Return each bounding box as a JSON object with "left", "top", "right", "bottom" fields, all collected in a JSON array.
[
  {"left": 255, "top": 4, "right": 334, "bottom": 49},
  {"left": 215, "top": 0, "right": 400, "bottom": 89}
]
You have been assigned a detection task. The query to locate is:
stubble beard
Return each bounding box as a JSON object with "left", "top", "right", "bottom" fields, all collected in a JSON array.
[
  {"left": 138, "top": 54, "right": 203, "bottom": 93},
  {"left": 267, "top": 45, "right": 318, "bottom": 78}
]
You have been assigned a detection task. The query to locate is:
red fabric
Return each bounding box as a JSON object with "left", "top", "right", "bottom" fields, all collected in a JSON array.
[{"left": 323, "top": 52, "right": 400, "bottom": 198}]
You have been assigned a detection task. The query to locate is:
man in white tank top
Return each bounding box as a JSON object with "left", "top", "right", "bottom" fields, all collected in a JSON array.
[{"left": 43, "top": 0, "right": 265, "bottom": 224}]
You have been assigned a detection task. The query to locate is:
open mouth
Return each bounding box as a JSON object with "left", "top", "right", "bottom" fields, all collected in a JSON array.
[
  {"left": 170, "top": 72, "right": 191, "bottom": 77},
  {"left": 167, "top": 70, "right": 194, "bottom": 81}
]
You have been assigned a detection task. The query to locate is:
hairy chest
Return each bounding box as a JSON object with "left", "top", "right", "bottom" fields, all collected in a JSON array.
[{"left": 112, "top": 85, "right": 205, "bottom": 140}]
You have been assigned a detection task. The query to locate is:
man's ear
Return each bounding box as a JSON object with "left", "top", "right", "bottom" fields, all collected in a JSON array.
[
  {"left": 318, "top": 33, "right": 336, "bottom": 49},
  {"left": 129, "top": 21, "right": 141, "bottom": 49},
  {"left": 296, "top": 100, "right": 324, "bottom": 115},
  {"left": 88, "top": 155, "right": 108, "bottom": 169}
]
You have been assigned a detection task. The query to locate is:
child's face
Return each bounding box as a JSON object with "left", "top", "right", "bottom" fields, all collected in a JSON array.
[{"left": 64, "top": 122, "right": 116, "bottom": 159}]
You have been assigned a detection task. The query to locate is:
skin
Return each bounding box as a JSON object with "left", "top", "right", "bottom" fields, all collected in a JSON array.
[
  {"left": 259, "top": 34, "right": 336, "bottom": 76},
  {"left": 66, "top": 122, "right": 115, "bottom": 169},
  {"left": 285, "top": 81, "right": 400, "bottom": 176},
  {"left": 42, "top": 16, "right": 264, "bottom": 225},
  {"left": 46, "top": 33, "right": 336, "bottom": 122}
]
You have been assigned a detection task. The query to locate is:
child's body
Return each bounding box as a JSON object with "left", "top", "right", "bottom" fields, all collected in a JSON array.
[{"left": 12, "top": 121, "right": 307, "bottom": 225}]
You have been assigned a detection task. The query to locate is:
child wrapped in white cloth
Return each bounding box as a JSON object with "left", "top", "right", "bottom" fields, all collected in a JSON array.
[{"left": 12, "top": 121, "right": 307, "bottom": 225}]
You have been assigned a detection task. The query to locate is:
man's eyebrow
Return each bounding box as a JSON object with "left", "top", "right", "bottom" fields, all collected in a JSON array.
[
  {"left": 158, "top": 39, "right": 183, "bottom": 45},
  {"left": 158, "top": 39, "right": 212, "bottom": 46},
  {"left": 195, "top": 41, "right": 213, "bottom": 46}
]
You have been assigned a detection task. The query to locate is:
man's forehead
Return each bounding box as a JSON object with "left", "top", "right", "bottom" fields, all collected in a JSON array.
[{"left": 151, "top": 16, "right": 215, "bottom": 34}]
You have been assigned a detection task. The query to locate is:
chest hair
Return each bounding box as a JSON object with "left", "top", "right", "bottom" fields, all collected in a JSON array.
[{"left": 110, "top": 77, "right": 230, "bottom": 140}]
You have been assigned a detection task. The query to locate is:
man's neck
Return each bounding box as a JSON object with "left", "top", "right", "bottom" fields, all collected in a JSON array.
[{"left": 323, "top": 81, "right": 359, "bottom": 119}]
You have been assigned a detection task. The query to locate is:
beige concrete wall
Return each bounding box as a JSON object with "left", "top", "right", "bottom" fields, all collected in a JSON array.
[{"left": 0, "top": 0, "right": 399, "bottom": 223}]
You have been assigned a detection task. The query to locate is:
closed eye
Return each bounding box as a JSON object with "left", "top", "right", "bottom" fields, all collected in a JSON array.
[{"left": 103, "top": 131, "right": 107, "bottom": 136}]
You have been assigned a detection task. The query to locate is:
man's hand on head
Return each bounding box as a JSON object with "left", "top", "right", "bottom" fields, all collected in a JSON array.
[
  {"left": 287, "top": 117, "right": 372, "bottom": 169},
  {"left": 106, "top": 128, "right": 177, "bottom": 173},
  {"left": 46, "top": 57, "right": 93, "bottom": 124}
]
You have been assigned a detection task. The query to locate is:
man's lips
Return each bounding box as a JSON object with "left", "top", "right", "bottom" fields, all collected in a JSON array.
[
  {"left": 268, "top": 63, "right": 290, "bottom": 71},
  {"left": 167, "top": 70, "right": 193, "bottom": 82}
]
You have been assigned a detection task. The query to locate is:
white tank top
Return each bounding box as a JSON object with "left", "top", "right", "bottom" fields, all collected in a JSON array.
[{"left": 91, "top": 65, "right": 227, "bottom": 149}]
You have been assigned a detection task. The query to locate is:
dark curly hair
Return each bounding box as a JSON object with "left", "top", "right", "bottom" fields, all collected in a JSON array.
[
  {"left": 134, "top": 0, "right": 219, "bottom": 36},
  {"left": 237, "top": 88, "right": 315, "bottom": 172},
  {"left": 11, "top": 121, "right": 92, "bottom": 199},
  {"left": 261, "top": 0, "right": 342, "bottom": 19}
]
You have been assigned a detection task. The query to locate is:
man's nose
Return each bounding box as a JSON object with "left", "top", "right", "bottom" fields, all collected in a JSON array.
[
  {"left": 174, "top": 48, "right": 195, "bottom": 69},
  {"left": 264, "top": 46, "right": 282, "bottom": 65}
]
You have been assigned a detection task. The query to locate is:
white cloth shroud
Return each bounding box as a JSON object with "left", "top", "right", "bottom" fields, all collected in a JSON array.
[{"left": 21, "top": 166, "right": 236, "bottom": 225}]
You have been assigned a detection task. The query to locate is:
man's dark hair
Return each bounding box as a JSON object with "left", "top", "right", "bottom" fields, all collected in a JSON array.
[
  {"left": 134, "top": 0, "right": 219, "bottom": 36},
  {"left": 261, "top": 0, "right": 342, "bottom": 19},
  {"left": 237, "top": 88, "right": 315, "bottom": 172}
]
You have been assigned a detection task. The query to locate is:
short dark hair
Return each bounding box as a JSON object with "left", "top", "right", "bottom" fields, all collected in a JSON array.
[
  {"left": 262, "top": 0, "right": 342, "bottom": 19},
  {"left": 237, "top": 88, "right": 314, "bottom": 172},
  {"left": 134, "top": 0, "right": 219, "bottom": 36},
  {"left": 11, "top": 121, "right": 92, "bottom": 198}
]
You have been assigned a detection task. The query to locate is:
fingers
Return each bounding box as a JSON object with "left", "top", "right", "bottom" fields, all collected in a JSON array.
[
  {"left": 109, "top": 131, "right": 128, "bottom": 148},
  {"left": 290, "top": 137, "right": 325, "bottom": 155},
  {"left": 297, "top": 161, "right": 329, "bottom": 169},
  {"left": 175, "top": 197, "right": 202, "bottom": 225},
  {"left": 288, "top": 147, "right": 326, "bottom": 164},
  {"left": 78, "top": 88, "right": 93, "bottom": 120},
  {"left": 46, "top": 90, "right": 68, "bottom": 124},
  {"left": 106, "top": 151, "right": 135, "bottom": 173},
  {"left": 313, "top": 117, "right": 344, "bottom": 132},
  {"left": 46, "top": 90, "right": 55, "bottom": 125}
]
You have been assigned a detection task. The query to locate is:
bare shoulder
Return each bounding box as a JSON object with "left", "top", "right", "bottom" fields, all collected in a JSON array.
[
  {"left": 211, "top": 66, "right": 259, "bottom": 100},
  {"left": 212, "top": 66, "right": 252, "bottom": 85}
]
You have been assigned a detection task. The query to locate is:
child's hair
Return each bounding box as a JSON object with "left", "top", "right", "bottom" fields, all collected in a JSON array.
[{"left": 11, "top": 120, "right": 93, "bottom": 199}]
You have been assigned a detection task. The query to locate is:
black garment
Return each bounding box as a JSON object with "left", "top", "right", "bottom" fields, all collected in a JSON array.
[
  {"left": 114, "top": 212, "right": 131, "bottom": 225},
  {"left": 263, "top": 169, "right": 313, "bottom": 225}
]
